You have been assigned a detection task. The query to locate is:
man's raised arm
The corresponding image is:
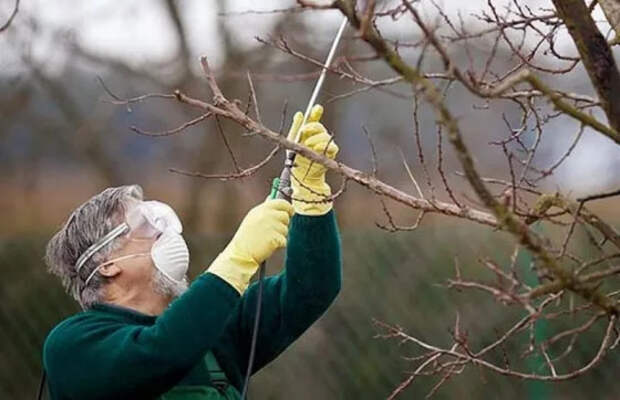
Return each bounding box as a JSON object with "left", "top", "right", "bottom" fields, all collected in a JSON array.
[{"left": 217, "top": 104, "right": 343, "bottom": 378}]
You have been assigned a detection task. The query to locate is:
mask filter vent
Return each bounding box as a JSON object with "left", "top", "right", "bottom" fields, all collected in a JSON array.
[{"left": 151, "top": 231, "right": 189, "bottom": 283}]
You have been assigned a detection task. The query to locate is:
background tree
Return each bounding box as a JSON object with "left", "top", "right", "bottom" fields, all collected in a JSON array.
[
  {"left": 1, "top": 0, "right": 619, "bottom": 398},
  {"left": 116, "top": 0, "right": 620, "bottom": 396}
]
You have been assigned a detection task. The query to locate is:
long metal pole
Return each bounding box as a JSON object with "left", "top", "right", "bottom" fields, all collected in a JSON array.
[
  {"left": 275, "top": 16, "right": 349, "bottom": 201},
  {"left": 296, "top": 16, "right": 349, "bottom": 142},
  {"left": 241, "top": 16, "right": 349, "bottom": 399}
]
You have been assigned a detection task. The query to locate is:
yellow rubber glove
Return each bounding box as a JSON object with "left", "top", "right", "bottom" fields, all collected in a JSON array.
[
  {"left": 207, "top": 199, "right": 294, "bottom": 294},
  {"left": 287, "top": 104, "right": 339, "bottom": 215}
]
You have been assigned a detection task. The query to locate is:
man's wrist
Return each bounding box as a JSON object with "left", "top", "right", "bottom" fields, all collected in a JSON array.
[
  {"left": 292, "top": 180, "right": 333, "bottom": 216},
  {"left": 206, "top": 250, "right": 258, "bottom": 295}
]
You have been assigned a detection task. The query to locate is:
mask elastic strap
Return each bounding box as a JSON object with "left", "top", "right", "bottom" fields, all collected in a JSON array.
[{"left": 83, "top": 253, "right": 150, "bottom": 288}]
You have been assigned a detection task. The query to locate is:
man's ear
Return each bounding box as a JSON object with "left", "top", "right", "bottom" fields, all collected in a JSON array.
[{"left": 99, "top": 262, "right": 122, "bottom": 278}]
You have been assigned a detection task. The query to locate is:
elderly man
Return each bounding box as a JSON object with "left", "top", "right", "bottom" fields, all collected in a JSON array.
[{"left": 42, "top": 106, "right": 342, "bottom": 399}]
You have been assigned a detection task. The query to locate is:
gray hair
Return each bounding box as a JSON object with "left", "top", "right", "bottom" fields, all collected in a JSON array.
[{"left": 45, "top": 185, "right": 143, "bottom": 309}]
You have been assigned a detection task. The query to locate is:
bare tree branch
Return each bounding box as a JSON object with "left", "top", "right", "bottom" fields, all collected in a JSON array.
[
  {"left": 0, "top": 0, "right": 19, "bottom": 33},
  {"left": 552, "top": 0, "right": 620, "bottom": 133}
]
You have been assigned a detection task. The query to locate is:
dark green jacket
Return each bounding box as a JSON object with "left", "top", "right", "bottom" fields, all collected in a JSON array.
[{"left": 43, "top": 211, "right": 342, "bottom": 399}]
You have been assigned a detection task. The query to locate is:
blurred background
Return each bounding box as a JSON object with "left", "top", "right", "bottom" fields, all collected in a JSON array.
[{"left": 1, "top": 0, "right": 619, "bottom": 398}]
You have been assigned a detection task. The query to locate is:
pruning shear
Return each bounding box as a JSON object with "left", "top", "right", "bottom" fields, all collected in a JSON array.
[
  {"left": 241, "top": 16, "right": 349, "bottom": 400},
  {"left": 269, "top": 16, "right": 349, "bottom": 201}
]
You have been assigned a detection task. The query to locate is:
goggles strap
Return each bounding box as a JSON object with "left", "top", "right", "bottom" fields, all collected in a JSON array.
[{"left": 75, "top": 223, "right": 130, "bottom": 275}]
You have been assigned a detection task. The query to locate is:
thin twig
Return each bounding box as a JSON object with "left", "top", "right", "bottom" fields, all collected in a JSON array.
[
  {"left": 399, "top": 149, "right": 424, "bottom": 199},
  {"left": 130, "top": 113, "right": 212, "bottom": 137},
  {"left": 214, "top": 116, "right": 241, "bottom": 173},
  {"left": 170, "top": 146, "right": 280, "bottom": 181},
  {"left": 577, "top": 188, "right": 620, "bottom": 203},
  {"left": 246, "top": 71, "right": 263, "bottom": 126}
]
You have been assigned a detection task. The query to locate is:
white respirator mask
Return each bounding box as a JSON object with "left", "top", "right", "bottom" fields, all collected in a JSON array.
[{"left": 76, "top": 200, "right": 190, "bottom": 289}]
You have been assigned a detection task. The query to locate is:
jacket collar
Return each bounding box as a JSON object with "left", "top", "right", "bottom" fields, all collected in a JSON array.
[{"left": 90, "top": 303, "right": 157, "bottom": 325}]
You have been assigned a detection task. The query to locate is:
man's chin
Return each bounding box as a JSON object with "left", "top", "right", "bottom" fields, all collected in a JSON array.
[{"left": 152, "top": 270, "right": 189, "bottom": 299}]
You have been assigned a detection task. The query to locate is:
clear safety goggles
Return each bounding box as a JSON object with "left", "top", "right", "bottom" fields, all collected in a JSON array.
[{"left": 75, "top": 200, "right": 183, "bottom": 275}]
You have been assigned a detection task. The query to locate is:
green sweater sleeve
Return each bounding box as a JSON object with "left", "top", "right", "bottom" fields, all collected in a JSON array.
[
  {"left": 43, "top": 273, "right": 240, "bottom": 399},
  {"left": 216, "top": 210, "right": 342, "bottom": 385}
]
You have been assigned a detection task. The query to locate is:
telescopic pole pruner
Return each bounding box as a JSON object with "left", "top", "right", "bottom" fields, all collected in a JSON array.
[
  {"left": 271, "top": 16, "right": 349, "bottom": 201},
  {"left": 241, "top": 16, "right": 348, "bottom": 399}
]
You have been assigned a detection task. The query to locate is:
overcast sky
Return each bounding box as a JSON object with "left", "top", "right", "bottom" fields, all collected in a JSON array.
[
  {"left": 5, "top": 0, "right": 602, "bottom": 68},
  {"left": 1, "top": 0, "right": 617, "bottom": 196}
]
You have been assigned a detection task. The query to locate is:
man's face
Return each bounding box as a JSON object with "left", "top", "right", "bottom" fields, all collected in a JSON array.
[
  {"left": 107, "top": 234, "right": 159, "bottom": 294},
  {"left": 95, "top": 199, "right": 190, "bottom": 302}
]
